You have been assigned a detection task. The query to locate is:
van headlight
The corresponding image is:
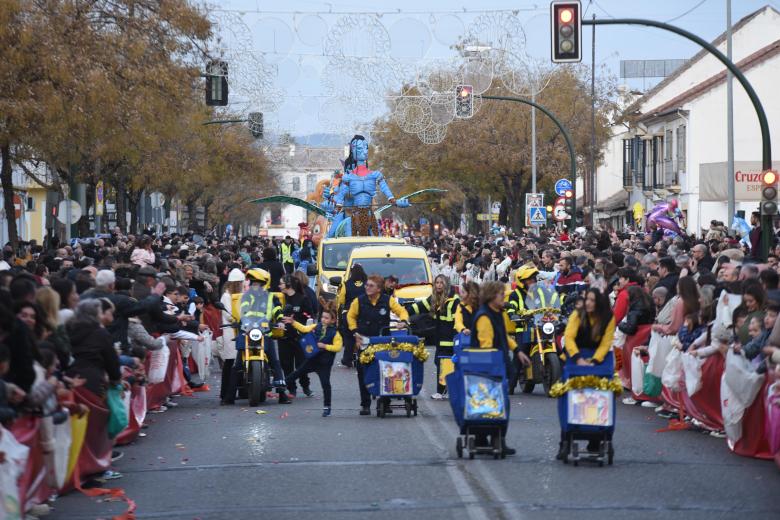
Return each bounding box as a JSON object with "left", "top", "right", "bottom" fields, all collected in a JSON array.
[{"left": 248, "top": 329, "right": 262, "bottom": 342}]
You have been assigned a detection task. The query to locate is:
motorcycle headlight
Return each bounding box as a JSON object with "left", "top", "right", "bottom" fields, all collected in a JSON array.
[
  {"left": 248, "top": 329, "right": 262, "bottom": 342},
  {"left": 542, "top": 322, "right": 555, "bottom": 335}
]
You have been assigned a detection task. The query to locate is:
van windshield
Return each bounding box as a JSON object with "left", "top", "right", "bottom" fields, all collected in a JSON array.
[
  {"left": 352, "top": 257, "right": 429, "bottom": 286},
  {"left": 322, "top": 242, "right": 399, "bottom": 271}
]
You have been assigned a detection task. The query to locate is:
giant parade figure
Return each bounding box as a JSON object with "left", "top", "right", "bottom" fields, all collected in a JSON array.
[{"left": 250, "top": 134, "right": 445, "bottom": 242}]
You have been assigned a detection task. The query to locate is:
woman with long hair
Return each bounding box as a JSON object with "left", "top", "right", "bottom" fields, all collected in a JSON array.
[
  {"left": 50, "top": 277, "right": 79, "bottom": 325},
  {"left": 454, "top": 281, "right": 479, "bottom": 335},
  {"left": 653, "top": 276, "right": 700, "bottom": 337},
  {"left": 65, "top": 299, "right": 121, "bottom": 397},
  {"left": 563, "top": 288, "right": 616, "bottom": 367},
  {"left": 36, "top": 287, "right": 72, "bottom": 371},
  {"left": 738, "top": 281, "right": 766, "bottom": 345}
]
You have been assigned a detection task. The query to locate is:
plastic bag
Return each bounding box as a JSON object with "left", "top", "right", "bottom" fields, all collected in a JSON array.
[
  {"left": 661, "top": 348, "right": 683, "bottom": 392},
  {"left": 107, "top": 385, "right": 129, "bottom": 439},
  {"left": 682, "top": 352, "right": 705, "bottom": 396},
  {"left": 630, "top": 350, "right": 645, "bottom": 396},
  {"left": 765, "top": 382, "right": 780, "bottom": 453},
  {"left": 721, "top": 350, "right": 764, "bottom": 444},
  {"left": 147, "top": 344, "right": 170, "bottom": 384},
  {"left": 51, "top": 415, "right": 72, "bottom": 489},
  {"left": 643, "top": 370, "right": 662, "bottom": 397},
  {"left": 648, "top": 332, "right": 673, "bottom": 378},
  {"left": 191, "top": 331, "right": 212, "bottom": 380},
  {"left": 66, "top": 412, "right": 88, "bottom": 482},
  {"left": 0, "top": 425, "right": 29, "bottom": 520}
]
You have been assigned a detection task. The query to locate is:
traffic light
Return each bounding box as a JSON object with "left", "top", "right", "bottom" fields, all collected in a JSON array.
[
  {"left": 205, "top": 60, "right": 228, "bottom": 106},
  {"left": 455, "top": 85, "right": 473, "bottom": 118},
  {"left": 761, "top": 169, "right": 778, "bottom": 216},
  {"left": 550, "top": 1, "right": 582, "bottom": 63},
  {"left": 248, "top": 112, "right": 264, "bottom": 139},
  {"left": 563, "top": 189, "right": 574, "bottom": 219}
]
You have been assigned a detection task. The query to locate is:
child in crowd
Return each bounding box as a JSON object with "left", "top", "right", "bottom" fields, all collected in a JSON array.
[
  {"left": 677, "top": 313, "right": 708, "bottom": 352},
  {"left": 741, "top": 302, "right": 779, "bottom": 373},
  {"left": 283, "top": 305, "right": 342, "bottom": 417}
]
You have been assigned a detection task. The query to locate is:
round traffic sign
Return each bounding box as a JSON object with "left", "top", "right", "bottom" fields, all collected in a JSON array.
[
  {"left": 553, "top": 205, "right": 568, "bottom": 222},
  {"left": 554, "top": 178, "right": 573, "bottom": 197},
  {"left": 57, "top": 200, "right": 82, "bottom": 225},
  {"left": 554, "top": 197, "right": 566, "bottom": 207}
]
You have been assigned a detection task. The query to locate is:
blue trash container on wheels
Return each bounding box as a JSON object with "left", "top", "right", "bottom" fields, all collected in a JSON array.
[
  {"left": 446, "top": 333, "right": 510, "bottom": 459},
  {"left": 362, "top": 331, "right": 425, "bottom": 418}
]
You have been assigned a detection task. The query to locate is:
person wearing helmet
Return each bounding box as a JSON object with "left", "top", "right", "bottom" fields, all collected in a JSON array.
[
  {"left": 219, "top": 268, "right": 245, "bottom": 404},
  {"left": 506, "top": 263, "right": 542, "bottom": 393},
  {"left": 238, "top": 268, "right": 291, "bottom": 404}
]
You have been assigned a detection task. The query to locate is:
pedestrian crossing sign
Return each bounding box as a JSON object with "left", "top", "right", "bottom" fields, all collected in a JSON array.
[{"left": 529, "top": 207, "right": 547, "bottom": 225}]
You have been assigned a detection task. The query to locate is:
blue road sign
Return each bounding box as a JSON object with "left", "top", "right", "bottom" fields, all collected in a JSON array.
[
  {"left": 554, "top": 178, "right": 573, "bottom": 197},
  {"left": 529, "top": 207, "right": 547, "bottom": 225}
]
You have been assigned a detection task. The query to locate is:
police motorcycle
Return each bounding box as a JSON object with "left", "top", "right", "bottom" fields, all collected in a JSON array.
[
  {"left": 225, "top": 269, "right": 285, "bottom": 406},
  {"left": 509, "top": 284, "right": 564, "bottom": 396}
]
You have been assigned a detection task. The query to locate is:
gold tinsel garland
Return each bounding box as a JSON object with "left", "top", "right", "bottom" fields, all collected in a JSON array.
[
  {"left": 359, "top": 342, "right": 429, "bottom": 365},
  {"left": 548, "top": 374, "right": 624, "bottom": 398}
]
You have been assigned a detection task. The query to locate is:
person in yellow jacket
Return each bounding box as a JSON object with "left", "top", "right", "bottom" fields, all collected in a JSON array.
[
  {"left": 472, "top": 281, "right": 531, "bottom": 456},
  {"left": 562, "top": 288, "right": 616, "bottom": 366},
  {"left": 347, "top": 274, "right": 409, "bottom": 415},
  {"left": 454, "top": 281, "right": 480, "bottom": 335},
  {"left": 283, "top": 305, "right": 343, "bottom": 417}
]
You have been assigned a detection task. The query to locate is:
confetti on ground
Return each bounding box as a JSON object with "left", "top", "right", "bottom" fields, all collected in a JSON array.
[
  {"left": 255, "top": 410, "right": 267, "bottom": 415},
  {"left": 280, "top": 412, "right": 289, "bottom": 419}
]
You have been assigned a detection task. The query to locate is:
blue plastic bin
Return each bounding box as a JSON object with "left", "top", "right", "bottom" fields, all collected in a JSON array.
[
  {"left": 362, "top": 334, "right": 424, "bottom": 398},
  {"left": 446, "top": 349, "right": 509, "bottom": 430},
  {"left": 557, "top": 351, "right": 616, "bottom": 435}
]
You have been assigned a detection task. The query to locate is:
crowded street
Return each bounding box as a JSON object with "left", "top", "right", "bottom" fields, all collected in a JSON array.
[
  {"left": 2, "top": 1, "right": 780, "bottom": 519},
  {"left": 48, "top": 362, "right": 779, "bottom": 520}
]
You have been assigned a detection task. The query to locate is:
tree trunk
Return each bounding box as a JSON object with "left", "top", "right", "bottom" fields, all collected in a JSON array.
[
  {"left": 128, "top": 190, "right": 141, "bottom": 234},
  {"left": 186, "top": 198, "right": 197, "bottom": 232},
  {"left": 1, "top": 143, "right": 19, "bottom": 250},
  {"left": 115, "top": 178, "right": 127, "bottom": 233}
]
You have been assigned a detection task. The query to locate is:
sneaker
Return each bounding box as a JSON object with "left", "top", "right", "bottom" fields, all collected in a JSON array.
[
  {"left": 99, "top": 470, "right": 123, "bottom": 481},
  {"left": 359, "top": 406, "right": 371, "bottom": 416},
  {"left": 165, "top": 399, "right": 178, "bottom": 408},
  {"left": 640, "top": 401, "right": 657, "bottom": 408},
  {"left": 27, "top": 504, "right": 51, "bottom": 517},
  {"left": 657, "top": 410, "right": 675, "bottom": 419},
  {"left": 430, "top": 392, "right": 444, "bottom": 400},
  {"left": 322, "top": 407, "right": 331, "bottom": 417},
  {"left": 111, "top": 450, "right": 124, "bottom": 462},
  {"left": 303, "top": 388, "right": 314, "bottom": 398},
  {"left": 709, "top": 430, "right": 727, "bottom": 438},
  {"left": 654, "top": 404, "right": 665, "bottom": 413},
  {"left": 149, "top": 405, "right": 168, "bottom": 413},
  {"left": 622, "top": 397, "right": 637, "bottom": 405}
]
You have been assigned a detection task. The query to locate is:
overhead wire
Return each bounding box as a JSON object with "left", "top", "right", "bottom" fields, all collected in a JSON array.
[{"left": 665, "top": 0, "right": 710, "bottom": 23}]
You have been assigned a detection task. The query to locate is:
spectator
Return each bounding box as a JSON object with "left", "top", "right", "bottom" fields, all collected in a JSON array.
[
  {"left": 65, "top": 299, "right": 122, "bottom": 397},
  {"left": 655, "top": 257, "right": 680, "bottom": 301}
]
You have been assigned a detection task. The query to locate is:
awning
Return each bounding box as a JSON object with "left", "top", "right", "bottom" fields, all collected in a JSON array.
[{"left": 596, "top": 190, "right": 629, "bottom": 212}]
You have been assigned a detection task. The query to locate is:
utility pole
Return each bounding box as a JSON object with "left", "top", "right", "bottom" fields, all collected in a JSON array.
[
  {"left": 726, "top": 0, "right": 736, "bottom": 227},
  {"left": 531, "top": 92, "right": 537, "bottom": 194},
  {"left": 589, "top": 14, "right": 597, "bottom": 227}
]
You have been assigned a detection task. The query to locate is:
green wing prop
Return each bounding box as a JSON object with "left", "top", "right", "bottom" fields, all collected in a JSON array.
[
  {"left": 248, "top": 195, "right": 328, "bottom": 217},
  {"left": 374, "top": 188, "right": 448, "bottom": 218}
]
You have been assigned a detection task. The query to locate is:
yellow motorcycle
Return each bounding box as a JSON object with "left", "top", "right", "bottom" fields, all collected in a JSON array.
[{"left": 510, "top": 307, "right": 563, "bottom": 397}]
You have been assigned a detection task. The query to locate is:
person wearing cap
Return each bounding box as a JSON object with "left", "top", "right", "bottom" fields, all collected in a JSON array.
[{"left": 383, "top": 275, "right": 399, "bottom": 296}]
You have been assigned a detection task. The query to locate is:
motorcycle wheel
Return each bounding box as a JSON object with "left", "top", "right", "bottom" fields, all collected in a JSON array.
[
  {"left": 248, "top": 360, "right": 267, "bottom": 406},
  {"left": 542, "top": 352, "right": 562, "bottom": 397}
]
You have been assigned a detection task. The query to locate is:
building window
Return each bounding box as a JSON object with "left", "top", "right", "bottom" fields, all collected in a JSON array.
[
  {"left": 622, "top": 139, "right": 632, "bottom": 188},
  {"left": 292, "top": 177, "right": 300, "bottom": 192},
  {"left": 665, "top": 129, "right": 673, "bottom": 161},
  {"left": 676, "top": 125, "right": 686, "bottom": 172},
  {"left": 306, "top": 174, "right": 317, "bottom": 193}
]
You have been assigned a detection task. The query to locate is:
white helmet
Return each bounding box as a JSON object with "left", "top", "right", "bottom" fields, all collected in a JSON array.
[{"left": 227, "top": 268, "right": 245, "bottom": 282}]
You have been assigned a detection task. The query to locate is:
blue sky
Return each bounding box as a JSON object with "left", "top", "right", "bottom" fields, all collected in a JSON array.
[{"left": 210, "top": 0, "right": 778, "bottom": 139}]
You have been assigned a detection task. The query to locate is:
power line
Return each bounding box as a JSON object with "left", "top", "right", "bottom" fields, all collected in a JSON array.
[
  {"left": 210, "top": 7, "right": 546, "bottom": 16},
  {"left": 665, "top": 0, "right": 710, "bottom": 23}
]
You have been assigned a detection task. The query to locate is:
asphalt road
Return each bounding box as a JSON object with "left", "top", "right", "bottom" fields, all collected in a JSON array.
[{"left": 51, "top": 355, "right": 778, "bottom": 520}]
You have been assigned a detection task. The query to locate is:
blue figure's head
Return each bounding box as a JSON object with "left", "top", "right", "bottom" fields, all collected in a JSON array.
[{"left": 350, "top": 135, "right": 368, "bottom": 163}]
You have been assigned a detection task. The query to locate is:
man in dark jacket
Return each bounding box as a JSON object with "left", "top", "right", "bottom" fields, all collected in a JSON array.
[
  {"left": 255, "top": 247, "right": 286, "bottom": 292},
  {"left": 691, "top": 244, "right": 715, "bottom": 275},
  {"left": 655, "top": 257, "right": 679, "bottom": 302},
  {"left": 749, "top": 211, "right": 762, "bottom": 259}
]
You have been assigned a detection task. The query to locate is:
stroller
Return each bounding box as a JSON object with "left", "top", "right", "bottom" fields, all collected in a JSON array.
[
  {"left": 447, "top": 333, "right": 510, "bottom": 459},
  {"left": 361, "top": 328, "right": 426, "bottom": 418},
  {"left": 557, "top": 351, "right": 617, "bottom": 466}
]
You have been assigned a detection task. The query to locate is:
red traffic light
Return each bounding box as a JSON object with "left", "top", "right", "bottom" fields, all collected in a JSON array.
[
  {"left": 564, "top": 189, "right": 574, "bottom": 198},
  {"left": 559, "top": 8, "right": 573, "bottom": 24},
  {"left": 762, "top": 170, "right": 777, "bottom": 185}
]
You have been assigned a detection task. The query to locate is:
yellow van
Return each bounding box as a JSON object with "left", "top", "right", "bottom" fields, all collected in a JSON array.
[
  {"left": 340, "top": 244, "right": 433, "bottom": 305},
  {"left": 317, "top": 236, "right": 405, "bottom": 300}
]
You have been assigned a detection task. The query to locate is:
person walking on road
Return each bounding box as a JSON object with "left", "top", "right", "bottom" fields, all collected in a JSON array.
[
  {"left": 347, "top": 274, "right": 409, "bottom": 415},
  {"left": 336, "top": 264, "right": 367, "bottom": 368}
]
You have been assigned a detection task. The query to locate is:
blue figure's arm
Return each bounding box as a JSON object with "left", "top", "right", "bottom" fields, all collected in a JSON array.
[
  {"left": 375, "top": 172, "right": 395, "bottom": 200},
  {"left": 334, "top": 178, "right": 347, "bottom": 206}
]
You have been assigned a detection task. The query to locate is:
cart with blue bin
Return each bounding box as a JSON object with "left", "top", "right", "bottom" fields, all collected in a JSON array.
[
  {"left": 556, "top": 351, "right": 617, "bottom": 466},
  {"left": 446, "top": 333, "right": 510, "bottom": 459},
  {"left": 361, "top": 329, "right": 426, "bottom": 418}
]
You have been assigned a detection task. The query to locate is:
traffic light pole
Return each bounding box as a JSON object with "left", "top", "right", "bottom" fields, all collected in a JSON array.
[
  {"left": 482, "top": 95, "right": 578, "bottom": 231},
  {"left": 582, "top": 17, "right": 773, "bottom": 258}
]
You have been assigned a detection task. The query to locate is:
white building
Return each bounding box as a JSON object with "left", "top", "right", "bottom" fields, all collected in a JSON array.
[
  {"left": 259, "top": 145, "right": 345, "bottom": 238},
  {"left": 594, "top": 5, "right": 780, "bottom": 234}
]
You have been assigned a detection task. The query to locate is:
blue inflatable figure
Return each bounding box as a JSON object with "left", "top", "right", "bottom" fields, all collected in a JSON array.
[{"left": 333, "top": 135, "right": 409, "bottom": 237}]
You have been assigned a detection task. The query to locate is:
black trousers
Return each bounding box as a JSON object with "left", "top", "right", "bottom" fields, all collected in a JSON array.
[
  {"left": 278, "top": 338, "right": 310, "bottom": 393},
  {"left": 340, "top": 330, "right": 355, "bottom": 367},
  {"left": 220, "top": 358, "right": 236, "bottom": 402},
  {"left": 287, "top": 354, "right": 334, "bottom": 407},
  {"left": 356, "top": 361, "right": 371, "bottom": 408},
  {"left": 284, "top": 262, "right": 294, "bottom": 275}
]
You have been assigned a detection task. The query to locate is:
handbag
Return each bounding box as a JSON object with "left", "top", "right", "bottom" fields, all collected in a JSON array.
[
  {"left": 643, "top": 369, "right": 662, "bottom": 397},
  {"left": 107, "top": 384, "right": 129, "bottom": 439},
  {"left": 299, "top": 332, "right": 322, "bottom": 359}
]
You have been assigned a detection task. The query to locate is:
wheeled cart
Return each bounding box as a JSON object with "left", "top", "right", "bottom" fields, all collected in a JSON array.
[{"left": 362, "top": 333, "right": 425, "bottom": 418}]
